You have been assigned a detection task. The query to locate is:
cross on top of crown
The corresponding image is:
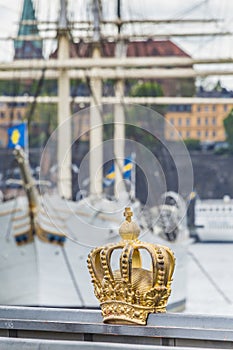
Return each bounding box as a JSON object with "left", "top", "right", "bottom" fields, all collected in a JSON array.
[{"left": 124, "top": 207, "right": 133, "bottom": 222}]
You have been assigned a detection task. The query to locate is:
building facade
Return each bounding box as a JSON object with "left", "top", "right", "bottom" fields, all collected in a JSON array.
[
  {"left": 165, "top": 83, "right": 233, "bottom": 142},
  {"left": 165, "top": 102, "right": 231, "bottom": 142}
]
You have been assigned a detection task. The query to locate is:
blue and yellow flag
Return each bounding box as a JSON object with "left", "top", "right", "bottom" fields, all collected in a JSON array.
[
  {"left": 123, "top": 157, "right": 133, "bottom": 180},
  {"left": 104, "top": 157, "right": 133, "bottom": 187},
  {"left": 7, "top": 123, "right": 27, "bottom": 149}
]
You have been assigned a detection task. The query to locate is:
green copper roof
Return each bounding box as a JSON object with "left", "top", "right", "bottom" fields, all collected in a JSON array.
[{"left": 14, "top": 0, "right": 43, "bottom": 57}]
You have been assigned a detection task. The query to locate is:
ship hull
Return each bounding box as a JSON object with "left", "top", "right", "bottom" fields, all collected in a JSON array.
[
  {"left": 195, "top": 198, "right": 233, "bottom": 242},
  {"left": 0, "top": 196, "right": 188, "bottom": 310}
]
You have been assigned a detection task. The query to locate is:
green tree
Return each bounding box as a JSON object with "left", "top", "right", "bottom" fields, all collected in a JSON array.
[
  {"left": 129, "top": 80, "right": 165, "bottom": 117},
  {"left": 27, "top": 103, "right": 57, "bottom": 148},
  {"left": 184, "top": 138, "right": 201, "bottom": 151},
  {"left": 224, "top": 108, "right": 233, "bottom": 152},
  {"left": 130, "top": 81, "right": 163, "bottom": 98},
  {"left": 0, "top": 79, "right": 57, "bottom": 97}
]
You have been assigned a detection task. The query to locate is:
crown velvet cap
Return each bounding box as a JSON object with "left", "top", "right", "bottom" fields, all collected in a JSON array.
[{"left": 87, "top": 207, "right": 175, "bottom": 325}]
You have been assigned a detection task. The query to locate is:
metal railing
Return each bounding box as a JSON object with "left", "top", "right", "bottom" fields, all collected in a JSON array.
[{"left": 0, "top": 306, "right": 233, "bottom": 349}]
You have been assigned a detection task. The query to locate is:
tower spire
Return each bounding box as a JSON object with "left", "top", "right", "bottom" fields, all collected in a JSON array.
[{"left": 14, "top": 0, "right": 43, "bottom": 59}]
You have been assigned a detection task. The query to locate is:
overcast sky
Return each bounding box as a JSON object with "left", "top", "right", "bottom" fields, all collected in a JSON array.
[{"left": 1, "top": 0, "right": 233, "bottom": 89}]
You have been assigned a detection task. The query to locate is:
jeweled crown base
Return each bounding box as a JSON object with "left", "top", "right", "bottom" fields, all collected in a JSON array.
[{"left": 101, "top": 300, "right": 166, "bottom": 325}]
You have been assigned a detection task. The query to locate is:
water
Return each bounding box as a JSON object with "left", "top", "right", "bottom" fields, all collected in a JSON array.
[{"left": 184, "top": 242, "right": 233, "bottom": 316}]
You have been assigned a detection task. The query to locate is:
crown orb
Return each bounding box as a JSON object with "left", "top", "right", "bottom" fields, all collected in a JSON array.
[
  {"left": 87, "top": 208, "right": 176, "bottom": 325},
  {"left": 119, "top": 207, "right": 140, "bottom": 240}
]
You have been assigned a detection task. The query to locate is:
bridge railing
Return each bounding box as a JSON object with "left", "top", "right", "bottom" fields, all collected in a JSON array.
[{"left": 0, "top": 306, "right": 232, "bottom": 349}]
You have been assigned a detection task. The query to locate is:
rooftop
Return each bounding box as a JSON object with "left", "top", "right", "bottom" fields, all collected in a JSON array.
[{"left": 51, "top": 39, "right": 190, "bottom": 59}]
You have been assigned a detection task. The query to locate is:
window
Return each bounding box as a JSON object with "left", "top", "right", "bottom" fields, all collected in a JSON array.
[
  {"left": 17, "top": 112, "right": 22, "bottom": 120},
  {"left": 197, "top": 130, "right": 201, "bottom": 138},
  {"left": 169, "top": 105, "right": 176, "bottom": 112},
  {"left": 178, "top": 105, "right": 184, "bottom": 112},
  {"left": 197, "top": 117, "right": 201, "bottom": 125},
  {"left": 212, "top": 105, "right": 216, "bottom": 111},
  {"left": 186, "top": 118, "right": 190, "bottom": 126},
  {"left": 205, "top": 130, "right": 208, "bottom": 137},
  {"left": 0, "top": 112, "right": 5, "bottom": 119},
  {"left": 186, "top": 131, "right": 190, "bottom": 138},
  {"left": 197, "top": 106, "right": 201, "bottom": 112},
  {"left": 185, "top": 105, "right": 191, "bottom": 112},
  {"left": 170, "top": 118, "right": 174, "bottom": 125},
  {"left": 204, "top": 106, "right": 208, "bottom": 111},
  {"left": 224, "top": 105, "right": 228, "bottom": 112},
  {"left": 212, "top": 131, "right": 216, "bottom": 137},
  {"left": 212, "top": 117, "right": 216, "bottom": 125},
  {"left": 170, "top": 131, "right": 174, "bottom": 139},
  {"left": 178, "top": 118, "right": 182, "bottom": 126},
  {"left": 205, "top": 117, "right": 208, "bottom": 125}
]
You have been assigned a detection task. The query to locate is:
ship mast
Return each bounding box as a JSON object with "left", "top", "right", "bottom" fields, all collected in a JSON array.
[
  {"left": 57, "top": 0, "right": 72, "bottom": 199},
  {"left": 89, "top": 0, "right": 103, "bottom": 196},
  {"left": 114, "top": 0, "right": 126, "bottom": 199}
]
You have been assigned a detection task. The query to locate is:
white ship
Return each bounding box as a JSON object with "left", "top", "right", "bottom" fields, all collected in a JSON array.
[
  {"left": 0, "top": 146, "right": 189, "bottom": 310},
  {"left": 195, "top": 196, "right": 233, "bottom": 242}
]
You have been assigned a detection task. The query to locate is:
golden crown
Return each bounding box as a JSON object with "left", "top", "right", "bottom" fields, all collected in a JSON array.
[{"left": 87, "top": 207, "right": 175, "bottom": 325}]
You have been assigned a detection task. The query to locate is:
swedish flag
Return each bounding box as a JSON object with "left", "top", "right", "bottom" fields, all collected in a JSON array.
[
  {"left": 7, "top": 123, "right": 27, "bottom": 149},
  {"left": 104, "top": 157, "right": 133, "bottom": 187},
  {"left": 123, "top": 157, "right": 133, "bottom": 180}
]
